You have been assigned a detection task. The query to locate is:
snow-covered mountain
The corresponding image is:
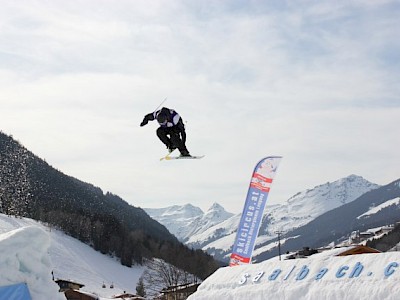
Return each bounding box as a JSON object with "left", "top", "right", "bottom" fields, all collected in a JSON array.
[
  {"left": 147, "top": 175, "right": 381, "bottom": 262},
  {"left": 144, "top": 203, "right": 234, "bottom": 241},
  {"left": 260, "top": 174, "right": 380, "bottom": 236},
  {"left": 253, "top": 178, "right": 400, "bottom": 262},
  {"left": 201, "top": 175, "right": 380, "bottom": 260},
  {"left": 0, "top": 214, "right": 144, "bottom": 299}
]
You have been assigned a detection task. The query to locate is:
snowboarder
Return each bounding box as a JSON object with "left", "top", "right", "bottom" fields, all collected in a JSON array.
[{"left": 140, "top": 107, "right": 191, "bottom": 157}]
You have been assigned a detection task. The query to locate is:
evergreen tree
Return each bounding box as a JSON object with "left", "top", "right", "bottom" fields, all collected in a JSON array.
[{"left": 135, "top": 277, "right": 146, "bottom": 297}]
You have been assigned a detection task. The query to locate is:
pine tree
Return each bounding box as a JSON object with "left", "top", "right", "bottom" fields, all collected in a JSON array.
[{"left": 136, "top": 277, "right": 146, "bottom": 297}]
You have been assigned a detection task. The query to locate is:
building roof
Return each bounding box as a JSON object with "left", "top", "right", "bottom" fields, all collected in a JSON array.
[
  {"left": 161, "top": 283, "right": 201, "bottom": 294},
  {"left": 65, "top": 289, "right": 98, "bottom": 300},
  {"left": 113, "top": 293, "right": 142, "bottom": 299},
  {"left": 336, "top": 245, "right": 381, "bottom": 256},
  {"left": 55, "top": 279, "right": 85, "bottom": 287}
]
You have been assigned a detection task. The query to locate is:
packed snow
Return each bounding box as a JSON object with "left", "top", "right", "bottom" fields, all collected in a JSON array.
[
  {"left": 0, "top": 214, "right": 144, "bottom": 300},
  {"left": 188, "top": 247, "right": 400, "bottom": 300}
]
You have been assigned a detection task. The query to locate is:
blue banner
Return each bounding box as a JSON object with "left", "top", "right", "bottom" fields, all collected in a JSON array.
[
  {"left": 230, "top": 156, "right": 282, "bottom": 266},
  {"left": 0, "top": 283, "right": 32, "bottom": 300}
]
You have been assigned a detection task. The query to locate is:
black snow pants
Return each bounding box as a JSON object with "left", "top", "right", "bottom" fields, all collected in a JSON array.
[{"left": 156, "top": 124, "right": 189, "bottom": 155}]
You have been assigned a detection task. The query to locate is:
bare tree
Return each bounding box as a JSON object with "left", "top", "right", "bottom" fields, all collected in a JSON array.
[{"left": 142, "top": 258, "right": 199, "bottom": 298}]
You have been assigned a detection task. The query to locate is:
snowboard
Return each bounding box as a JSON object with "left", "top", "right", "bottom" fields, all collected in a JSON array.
[
  {"left": 162, "top": 155, "right": 204, "bottom": 161},
  {"left": 160, "top": 149, "right": 204, "bottom": 161}
]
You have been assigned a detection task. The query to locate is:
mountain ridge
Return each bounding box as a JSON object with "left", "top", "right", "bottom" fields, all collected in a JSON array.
[
  {"left": 144, "top": 202, "right": 234, "bottom": 241},
  {"left": 254, "top": 178, "right": 400, "bottom": 261},
  {"left": 145, "top": 174, "right": 400, "bottom": 263}
]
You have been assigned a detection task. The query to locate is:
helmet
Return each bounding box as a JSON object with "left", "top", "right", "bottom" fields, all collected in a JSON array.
[{"left": 157, "top": 112, "right": 167, "bottom": 125}]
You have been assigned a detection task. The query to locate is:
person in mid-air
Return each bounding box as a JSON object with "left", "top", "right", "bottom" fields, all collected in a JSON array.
[{"left": 140, "top": 107, "right": 191, "bottom": 157}]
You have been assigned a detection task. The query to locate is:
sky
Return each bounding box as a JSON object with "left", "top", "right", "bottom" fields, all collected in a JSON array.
[{"left": 1, "top": 0, "right": 399, "bottom": 214}]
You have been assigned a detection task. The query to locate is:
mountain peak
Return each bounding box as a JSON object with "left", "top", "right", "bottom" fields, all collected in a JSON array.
[
  {"left": 179, "top": 203, "right": 204, "bottom": 214},
  {"left": 336, "top": 174, "right": 370, "bottom": 185},
  {"left": 207, "top": 202, "right": 226, "bottom": 212},
  {"left": 203, "top": 203, "right": 234, "bottom": 223}
]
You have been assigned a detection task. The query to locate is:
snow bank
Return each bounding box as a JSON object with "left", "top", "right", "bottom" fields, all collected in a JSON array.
[
  {"left": 188, "top": 249, "right": 400, "bottom": 300},
  {"left": 0, "top": 226, "right": 64, "bottom": 300}
]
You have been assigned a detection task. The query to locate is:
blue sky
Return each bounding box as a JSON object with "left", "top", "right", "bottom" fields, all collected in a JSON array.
[{"left": 1, "top": 0, "right": 399, "bottom": 213}]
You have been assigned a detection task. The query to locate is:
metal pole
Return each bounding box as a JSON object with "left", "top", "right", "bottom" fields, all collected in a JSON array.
[{"left": 275, "top": 231, "right": 283, "bottom": 261}]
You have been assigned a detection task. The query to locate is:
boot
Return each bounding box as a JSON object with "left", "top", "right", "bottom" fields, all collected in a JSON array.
[{"left": 179, "top": 149, "right": 191, "bottom": 157}]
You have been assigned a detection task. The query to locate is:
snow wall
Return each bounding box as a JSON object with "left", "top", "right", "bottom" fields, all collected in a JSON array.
[
  {"left": 188, "top": 250, "right": 400, "bottom": 300},
  {"left": 0, "top": 226, "right": 65, "bottom": 300}
]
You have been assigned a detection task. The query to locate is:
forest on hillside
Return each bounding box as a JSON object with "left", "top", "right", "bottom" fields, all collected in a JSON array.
[{"left": 0, "top": 131, "right": 219, "bottom": 279}]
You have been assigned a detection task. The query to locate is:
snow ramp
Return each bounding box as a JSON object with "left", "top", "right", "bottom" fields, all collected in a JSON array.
[{"left": 188, "top": 248, "right": 400, "bottom": 300}]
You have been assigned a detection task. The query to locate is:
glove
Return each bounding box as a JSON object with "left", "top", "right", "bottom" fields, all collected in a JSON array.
[{"left": 140, "top": 119, "right": 148, "bottom": 127}]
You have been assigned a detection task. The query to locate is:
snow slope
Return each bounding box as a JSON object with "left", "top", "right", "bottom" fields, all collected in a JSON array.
[
  {"left": 188, "top": 247, "right": 400, "bottom": 300},
  {"left": 0, "top": 214, "right": 144, "bottom": 299},
  {"left": 357, "top": 197, "right": 400, "bottom": 219}
]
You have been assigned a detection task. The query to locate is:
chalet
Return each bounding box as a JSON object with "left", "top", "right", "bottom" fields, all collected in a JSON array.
[
  {"left": 55, "top": 279, "right": 85, "bottom": 292},
  {"left": 160, "top": 283, "right": 201, "bottom": 300},
  {"left": 349, "top": 231, "right": 373, "bottom": 244}
]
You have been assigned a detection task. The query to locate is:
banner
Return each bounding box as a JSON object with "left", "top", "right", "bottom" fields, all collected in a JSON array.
[
  {"left": 229, "top": 156, "right": 282, "bottom": 266},
  {"left": 0, "top": 283, "right": 32, "bottom": 300}
]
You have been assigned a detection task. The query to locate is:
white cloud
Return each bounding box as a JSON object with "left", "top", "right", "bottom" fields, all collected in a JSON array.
[{"left": 0, "top": 0, "right": 399, "bottom": 213}]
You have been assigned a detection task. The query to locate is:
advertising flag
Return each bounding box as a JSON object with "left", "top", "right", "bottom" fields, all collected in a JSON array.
[{"left": 229, "top": 156, "right": 282, "bottom": 266}]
